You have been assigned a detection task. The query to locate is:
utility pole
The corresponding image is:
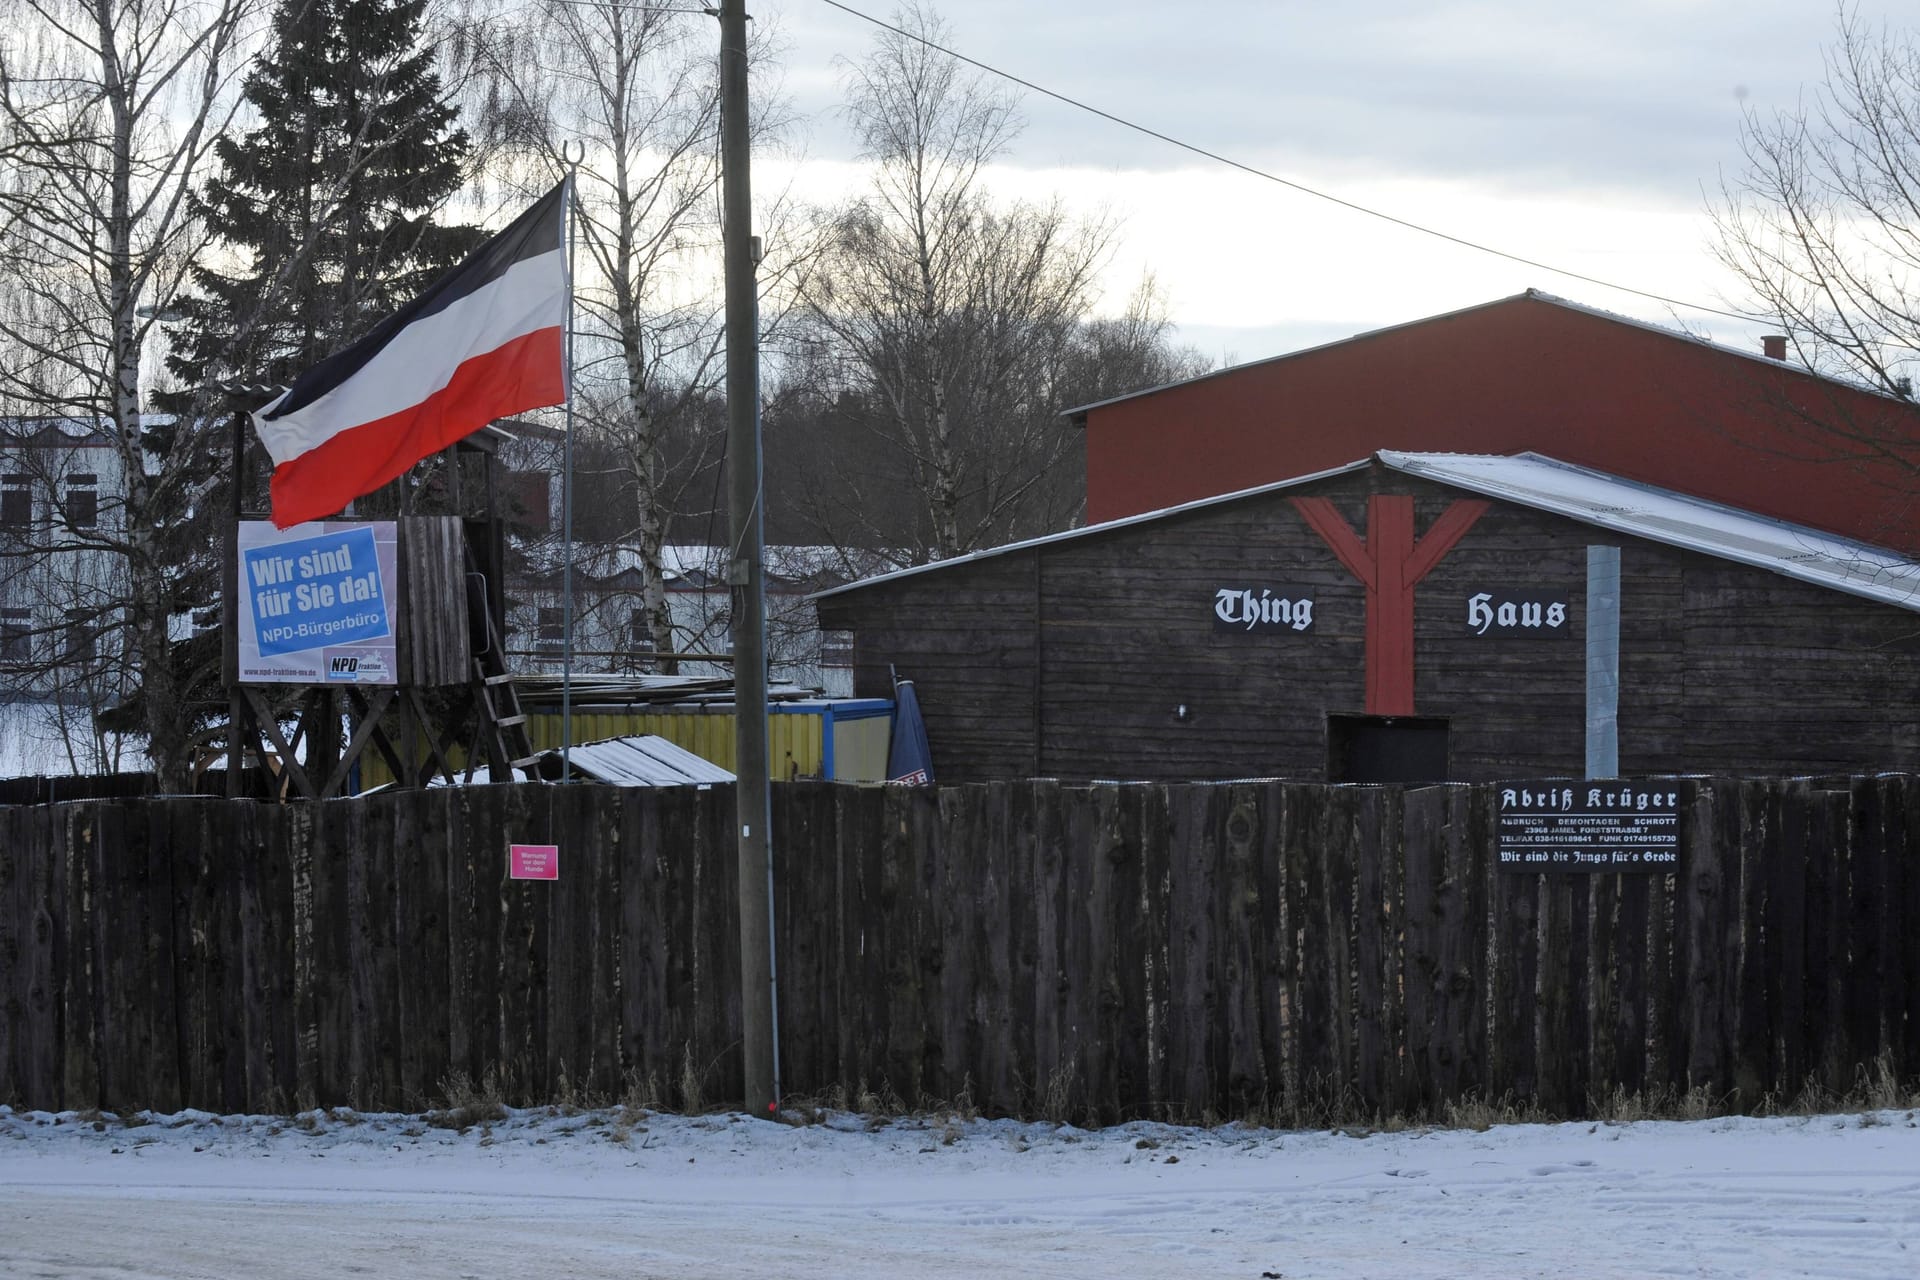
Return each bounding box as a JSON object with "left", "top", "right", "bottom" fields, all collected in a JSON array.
[{"left": 720, "top": 0, "right": 779, "bottom": 1118}]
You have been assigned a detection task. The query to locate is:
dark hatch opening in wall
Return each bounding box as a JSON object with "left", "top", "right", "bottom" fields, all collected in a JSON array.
[{"left": 1328, "top": 714, "right": 1450, "bottom": 783}]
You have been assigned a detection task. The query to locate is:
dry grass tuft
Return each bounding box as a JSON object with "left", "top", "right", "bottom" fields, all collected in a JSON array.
[
  {"left": 677, "top": 1044, "right": 705, "bottom": 1115},
  {"left": 427, "top": 1067, "right": 510, "bottom": 1131}
]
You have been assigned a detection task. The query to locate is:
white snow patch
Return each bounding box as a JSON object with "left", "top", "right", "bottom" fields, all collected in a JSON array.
[
  {"left": 0, "top": 701, "right": 145, "bottom": 779},
  {"left": 3, "top": 1104, "right": 1917, "bottom": 1277}
]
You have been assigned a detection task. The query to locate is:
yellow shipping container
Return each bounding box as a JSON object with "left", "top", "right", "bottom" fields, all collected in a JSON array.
[{"left": 357, "top": 698, "right": 893, "bottom": 790}]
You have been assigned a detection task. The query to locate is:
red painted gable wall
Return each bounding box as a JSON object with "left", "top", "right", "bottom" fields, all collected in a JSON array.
[{"left": 1083, "top": 296, "right": 1920, "bottom": 552}]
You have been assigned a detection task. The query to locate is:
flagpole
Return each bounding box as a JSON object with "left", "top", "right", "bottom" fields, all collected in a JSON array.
[{"left": 559, "top": 152, "right": 581, "bottom": 781}]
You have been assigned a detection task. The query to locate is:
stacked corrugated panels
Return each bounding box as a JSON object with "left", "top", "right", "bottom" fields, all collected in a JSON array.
[{"left": 538, "top": 734, "right": 735, "bottom": 786}]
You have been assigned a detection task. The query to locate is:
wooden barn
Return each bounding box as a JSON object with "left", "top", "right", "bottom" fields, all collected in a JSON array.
[
  {"left": 812, "top": 452, "right": 1920, "bottom": 784},
  {"left": 1070, "top": 291, "right": 1920, "bottom": 554}
]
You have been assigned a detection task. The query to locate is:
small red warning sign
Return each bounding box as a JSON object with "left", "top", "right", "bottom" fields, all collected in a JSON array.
[{"left": 510, "top": 844, "right": 559, "bottom": 880}]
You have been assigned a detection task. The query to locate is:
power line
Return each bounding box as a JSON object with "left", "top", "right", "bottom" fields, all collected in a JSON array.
[
  {"left": 543, "top": 0, "right": 716, "bottom": 13},
  {"left": 816, "top": 0, "right": 1759, "bottom": 327}
]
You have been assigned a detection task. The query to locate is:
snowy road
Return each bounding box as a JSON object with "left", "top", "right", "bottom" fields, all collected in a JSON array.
[{"left": 3, "top": 1103, "right": 1918, "bottom": 1278}]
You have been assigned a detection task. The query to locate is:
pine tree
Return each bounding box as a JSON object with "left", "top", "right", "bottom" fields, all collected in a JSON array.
[
  {"left": 114, "top": 0, "right": 484, "bottom": 775},
  {"left": 162, "top": 0, "right": 485, "bottom": 402}
]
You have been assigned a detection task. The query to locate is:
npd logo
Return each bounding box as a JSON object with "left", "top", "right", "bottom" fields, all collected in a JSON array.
[{"left": 327, "top": 656, "right": 360, "bottom": 681}]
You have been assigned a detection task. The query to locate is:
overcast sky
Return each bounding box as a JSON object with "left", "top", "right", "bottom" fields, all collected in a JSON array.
[{"left": 753, "top": 0, "right": 1901, "bottom": 364}]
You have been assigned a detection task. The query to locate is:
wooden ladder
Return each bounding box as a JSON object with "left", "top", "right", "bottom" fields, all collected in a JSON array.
[{"left": 465, "top": 552, "right": 540, "bottom": 782}]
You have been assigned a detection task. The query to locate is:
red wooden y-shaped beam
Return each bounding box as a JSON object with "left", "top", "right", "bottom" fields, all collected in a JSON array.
[{"left": 1290, "top": 495, "right": 1489, "bottom": 716}]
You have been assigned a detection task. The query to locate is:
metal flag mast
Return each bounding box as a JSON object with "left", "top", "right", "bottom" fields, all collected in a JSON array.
[{"left": 559, "top": 146, "right": 583, "bottom": 781}]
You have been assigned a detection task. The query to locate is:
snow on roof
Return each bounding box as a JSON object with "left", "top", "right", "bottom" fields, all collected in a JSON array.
[
  {"left": 1, "top": 414, "right": 172, "bottom": 441},
  {"left": 1378, "top": 451, "right": 1920, "bottom": 612},
  {"left": 813, "top": 451, "right": 1920, "bottom": 613},
  {"left": 1059, "top": 288, "right": 1909, "bottom": 422}
]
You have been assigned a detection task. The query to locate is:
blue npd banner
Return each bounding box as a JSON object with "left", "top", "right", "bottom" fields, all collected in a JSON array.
[
  {"left": 244, "top": 525, "right": 390, "bottom": 655},
  {"left": 236, "top": 523, "right": 398, "bottom": 685}
]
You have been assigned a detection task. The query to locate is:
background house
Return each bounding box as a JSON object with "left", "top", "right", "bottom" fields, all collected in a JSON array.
[
  {"left": 1070, "top": 290, "right": 1920, "bottom": 554},
  {"left": 507, "top": 541, "right": 858, "bottom": 695},
  {"left": 488, "top": 421, "right": 869, "bottom": 695},
  {"left": 0, "top": 418, "right": 148, "bottom": 775}
]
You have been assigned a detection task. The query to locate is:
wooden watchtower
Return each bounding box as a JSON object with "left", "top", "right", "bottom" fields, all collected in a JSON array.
[{"left": 219, "top": 402, "right": 537, "bottom": 800}]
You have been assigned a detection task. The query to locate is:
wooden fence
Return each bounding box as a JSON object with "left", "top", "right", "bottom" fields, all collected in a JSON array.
[{"left": 2, "top": 777, "right": 1916, "bottom": 1121}]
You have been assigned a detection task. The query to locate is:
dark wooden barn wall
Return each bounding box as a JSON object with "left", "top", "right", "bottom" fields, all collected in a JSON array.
[
  {"left": 1413, "top": 495, "right": 1593, "bottom": 778},
  {"left": 831, "top": 556, "right": 1040, "bottom": 776},
  {"left": 1680, "top": 567, "right": 1920, "bottom": 771},
  {"left": 1034, "top": 499, "right": 1365, "bottom": 779},
  {"left": 6, "top": 778, "right": 1920, "bottom": 1123},
  {"left": 820, "top": 468, "right": 1920, "bottom": 783}
]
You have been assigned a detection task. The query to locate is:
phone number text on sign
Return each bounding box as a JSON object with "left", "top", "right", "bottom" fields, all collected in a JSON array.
[{"left": 1497, "top": 783, "right": 1680, "bottom": 872}]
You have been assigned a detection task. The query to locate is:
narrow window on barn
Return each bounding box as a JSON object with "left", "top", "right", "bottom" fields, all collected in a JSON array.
[
  {"left": 1, "top": 475, "right": 30, "bottom": 528},
  {"left": 0, "top": 608, "right": 31, "bottom": 663},
  {"left": 63, "top": 473, "right": 98, "bottom": 529},
  {"left": 537, "top": 605, "right": 563, "bottom": 653}
]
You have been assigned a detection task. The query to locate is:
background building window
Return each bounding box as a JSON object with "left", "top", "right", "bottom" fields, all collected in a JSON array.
[
  {"left": 537, "top": 605, "right": 563, "bottom": 652},
  {"left": 1, "top": 475, "right": 29, "bottom": 528},
  {"left": 506, "top": 470, "right": 551, "bottom": 535},
  {"left": 0, "top": 608, "right": 30, "bottom": 662},
  {"left": 64, "top": 610, "right": 94, "bottom": 662},
  {"left": 64, "top": 473, "right": 98, "bottom": 528}
]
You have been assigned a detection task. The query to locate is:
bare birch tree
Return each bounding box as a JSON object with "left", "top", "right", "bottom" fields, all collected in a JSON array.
[
  {"left": 1711, "top": 4, "right": 1920, "bottom": 469},
  {"left": 473, "top": 0, "right": 804, "bottom": 670},
  {"left": 0, "top": 0, "right": 257, "bottom": 786},
  {"left": 773, "top": 268, "right": 1208, "bottom": 566},
  {"left": 793, "top": 3, "right": 1116, "bottom": 564}
]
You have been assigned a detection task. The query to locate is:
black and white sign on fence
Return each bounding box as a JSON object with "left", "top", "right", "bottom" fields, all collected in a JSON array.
[{"left": 1497, "top": 782, "right": 1681, "bottom": 871}]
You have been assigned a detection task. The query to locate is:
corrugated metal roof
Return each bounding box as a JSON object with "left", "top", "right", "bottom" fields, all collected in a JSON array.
[
  {"left": 1379, "top": 451, "right": 1920, "bottom": 613},
  {"left": 812, "top": 450, "right": 1920, "bottom": 613},
  {"left": 547, "top": 735, "right": 735, "bottom": 786}
]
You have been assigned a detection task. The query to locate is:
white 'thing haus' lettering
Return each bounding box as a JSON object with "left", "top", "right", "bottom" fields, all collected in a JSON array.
[
  {"left": 1215, "top": 587, "right": 1314, "bottom": 632},
  {"left": 1467, "top": 591, "right": 1567, "bottom": 636}
]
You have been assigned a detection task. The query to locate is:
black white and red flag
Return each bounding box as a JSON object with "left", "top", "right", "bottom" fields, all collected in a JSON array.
[{"left": 253, "top": 181, "right": 570, "bottom": 528}]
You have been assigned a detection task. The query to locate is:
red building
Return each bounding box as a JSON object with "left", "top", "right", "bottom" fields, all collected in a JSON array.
[{"left": 1069, "top": 291, "right": 1920, "bottom": 553}]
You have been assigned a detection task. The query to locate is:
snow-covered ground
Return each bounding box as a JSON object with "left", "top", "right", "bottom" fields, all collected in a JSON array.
[{"left": 2, "top": 1102, "right": 1917, "bottom": 1278}]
